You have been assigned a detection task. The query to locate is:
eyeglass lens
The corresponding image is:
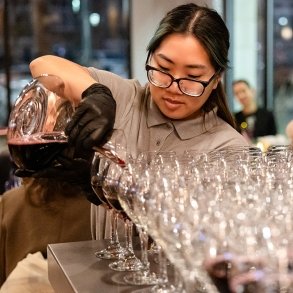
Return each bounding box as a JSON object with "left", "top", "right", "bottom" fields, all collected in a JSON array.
[{"left": 148, "top": 69, "right": 205, "bottom": 96}]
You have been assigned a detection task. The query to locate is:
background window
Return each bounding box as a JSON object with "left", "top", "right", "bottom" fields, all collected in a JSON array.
[
  {"left": 231, "top": 0, "right": 293, "bottom": 135},
  {"left": 0, "top": 0, "right": 130, "bottom": 126}
]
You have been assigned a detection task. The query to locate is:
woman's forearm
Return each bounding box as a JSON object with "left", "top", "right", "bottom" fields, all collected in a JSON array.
[{"left": 29, "top": 55, "right": 97, "bottom": 105}]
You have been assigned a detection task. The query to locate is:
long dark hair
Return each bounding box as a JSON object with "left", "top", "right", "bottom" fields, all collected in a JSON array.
[
  {"left": 24, "top": 177, "right": 83, "bottom": 209},
  {"left": 146, "top": 3, "right": 236, "bottom": 128}
]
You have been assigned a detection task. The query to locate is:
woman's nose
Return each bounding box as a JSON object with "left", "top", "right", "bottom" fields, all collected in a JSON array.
[{"left": 167, "top": 80, "right": 183, "bottom": 95}]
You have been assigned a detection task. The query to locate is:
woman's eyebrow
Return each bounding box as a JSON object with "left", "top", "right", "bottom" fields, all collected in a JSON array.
[
  {"left": 156, "top": 53, "right": 174, "bottom": 64},
  {"left": 186, "top": 64, "right": 206, "bottom": 69},
  {"left": 156, "top": 53, "right": 206, "bottom": 69}
]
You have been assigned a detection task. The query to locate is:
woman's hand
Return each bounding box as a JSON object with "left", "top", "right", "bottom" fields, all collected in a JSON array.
[{"left": 65, "top": 83, "right": 116, "bottom": 155}]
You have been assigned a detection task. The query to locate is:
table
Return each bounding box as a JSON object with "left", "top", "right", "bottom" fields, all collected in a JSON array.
[{"left": 47, "top": 240, "right": 161, "bottom": 293}]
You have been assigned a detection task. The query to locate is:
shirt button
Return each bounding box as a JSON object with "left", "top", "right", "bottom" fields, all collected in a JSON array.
[
  {"left": 166, "top": 124, "right": 172, "bottom": 129},
  {"left": 156, "top": 140, "right": 161, "bottom": 146}
]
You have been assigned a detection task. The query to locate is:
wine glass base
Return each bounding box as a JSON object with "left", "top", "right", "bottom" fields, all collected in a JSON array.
[
  {"left": 151, "top": 284, "right": 177, "bottom": 293},
  {"left": 95, "top": 244, "right": 124, "bottom": 260},
  {"left": 109, "top": 257, "right": 143, "bottom": 272},
  {"left": 124, "top": 271, "right": 158, "bottom": 286}
]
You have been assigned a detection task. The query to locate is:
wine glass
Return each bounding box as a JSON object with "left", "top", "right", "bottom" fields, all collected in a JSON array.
[
  {"left": 91, "top": 129, "right": 142, "bottom": 269},
  {"left": 102, "top": 157, "right": 143, "bottom": 271},
  {"left": 118, "top": 160, "right": 159, "bottom": 286},
  {"left": 7, "top": 74, "right": 74, "bottom": 171},
  {"left": 91, "top": 152, "right": 124, "bottom": 259},
  {"left": 91, "top": 129, "right": 128, "bottom": 259},
  {"left": 99, "top": 130, "right": 144, "bottom": 271},
  {"left": 137, "top": 151, "right": 177, "bottom": 255}
]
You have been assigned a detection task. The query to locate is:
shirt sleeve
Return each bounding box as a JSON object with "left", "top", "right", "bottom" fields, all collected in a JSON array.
[{"left": 86, "top": 67, "right": 144, "bottom": 127}]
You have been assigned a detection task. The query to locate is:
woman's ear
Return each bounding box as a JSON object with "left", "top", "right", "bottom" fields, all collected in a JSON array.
[{"left": 212, "top": 73, "right": 222, "bottom": 90}]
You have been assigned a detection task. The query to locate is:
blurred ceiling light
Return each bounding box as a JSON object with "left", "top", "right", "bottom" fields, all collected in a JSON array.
[
  {"left": 278, "top": 16, "right": 288, "bottom": 26},
  {"left": 89, "top": 13, "right": 101, "bottom": 27},
  {"left": 72, "top": 0, "right": 80, "bottom": 13},
  {"left": 281, "top": 26, "right": 292, "bottom": 40}
]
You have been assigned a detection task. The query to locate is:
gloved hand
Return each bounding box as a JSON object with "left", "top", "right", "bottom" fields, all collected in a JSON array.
[
  {"left": 65, "top": 83, "right": 116, "bottom": 155},
  {"left": 15, "top": 155, "right": 102, "bottom": 206}
]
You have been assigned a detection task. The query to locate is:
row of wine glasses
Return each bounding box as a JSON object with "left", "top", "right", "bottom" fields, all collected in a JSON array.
[
  {"left": 91, "top": 131, "right": 145, "bottom": 273},
  {"left": 139, "top": 146, "right": 293, "bottom": 293},
  {"left": 91, "top": 133, "right": 185, "bottom": 291},
  {"left": 91, "top": 133, "right": 293, "bottom": 293},
  {"left": 91, "top": 131, "right": 166, "bottom": 290},
  {"left": 128, "top": 151, "right": 218, "bottom": 293}
]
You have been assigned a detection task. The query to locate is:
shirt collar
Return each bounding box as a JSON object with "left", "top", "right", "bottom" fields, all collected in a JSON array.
[{"left": 147, "top": 96, "right": 219, "bottom": 140}]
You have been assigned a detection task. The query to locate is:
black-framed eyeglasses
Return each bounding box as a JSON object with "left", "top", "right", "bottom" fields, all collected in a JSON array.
[{"left": 145, "top": 64, "right": 219, "bottom": 97}]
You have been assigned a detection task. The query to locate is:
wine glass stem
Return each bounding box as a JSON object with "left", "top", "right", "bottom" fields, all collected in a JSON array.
[
  {"left": 157, "top": 246, "right": 169, "bottom": 284},
  {"left": 139, "top": 228, "right": 150, "bottom": 271},
  {"left": 125, "top": 219, "right": 134, "bottom": 253},
  {"left": 111, "top": 210, "right": 120, "bottom": 245}
]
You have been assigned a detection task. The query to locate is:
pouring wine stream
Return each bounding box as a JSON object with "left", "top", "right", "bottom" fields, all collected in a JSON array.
[{"left": 93, "top": 143, "right": 127, "bottom": 169}]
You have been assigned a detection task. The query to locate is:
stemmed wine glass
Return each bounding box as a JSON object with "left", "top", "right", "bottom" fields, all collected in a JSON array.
[
  {"left": 91, "top": 129, "right": 130, "bottom": 258},
  {"left": 117, "top": 159, "right": 159, "bottom": 286},
  {"left": 91, "top": 152, "right": 124, "bottom": 259},
  {"left": 102, "top": 155, "right": 143, "bottom": 272},
  {"left": 91, "top": 129, "right": 143, "bottom": 272}
]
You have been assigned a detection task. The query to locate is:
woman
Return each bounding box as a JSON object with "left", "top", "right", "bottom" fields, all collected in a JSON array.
[{"left": 28, "top": 3, "right": 247, "bottom": 239}]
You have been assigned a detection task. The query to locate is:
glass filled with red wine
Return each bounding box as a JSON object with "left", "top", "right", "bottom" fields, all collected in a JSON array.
[{"left": 7, "top": 74, "right": 74, "bottom": 171}]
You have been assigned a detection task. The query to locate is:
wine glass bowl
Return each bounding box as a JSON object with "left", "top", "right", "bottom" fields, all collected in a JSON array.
[
  {"left": 91, "top": 154, "right": 112, "bottom": 207},
  {"left": 100, "top": 136, "right": 129, "bottom": 219},
  {"left": 102, "top": 161, "right": 125, "bottom": 212},
  {"left": 93, "top": 141, "right": 126, "bottom": 168},
  {"left": 7, "top": 74, "right": 74, "bottom": 171}
]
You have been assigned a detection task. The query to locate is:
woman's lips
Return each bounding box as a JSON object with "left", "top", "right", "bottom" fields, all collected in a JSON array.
[{"left": 163, "top": 97, "right": 183, "bottom": 110}]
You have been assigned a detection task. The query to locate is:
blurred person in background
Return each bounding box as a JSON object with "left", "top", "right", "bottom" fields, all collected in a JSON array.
[
  {"left": 0, "top": 153, "right": 94, "bottom": 288},
  {"left": 233, "top": 79, "right": 277, "bottom": 143}
]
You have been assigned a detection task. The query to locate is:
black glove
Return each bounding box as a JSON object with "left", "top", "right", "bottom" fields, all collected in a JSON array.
[
  {"left": 65, "top": 83, "right": 116, "bottom": 155},
  {"left": 15, "top": 155, "right": 102, "bottom": 206},
  {"left": 14, "top": 169, "right": 36, "bottom": 177}
]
